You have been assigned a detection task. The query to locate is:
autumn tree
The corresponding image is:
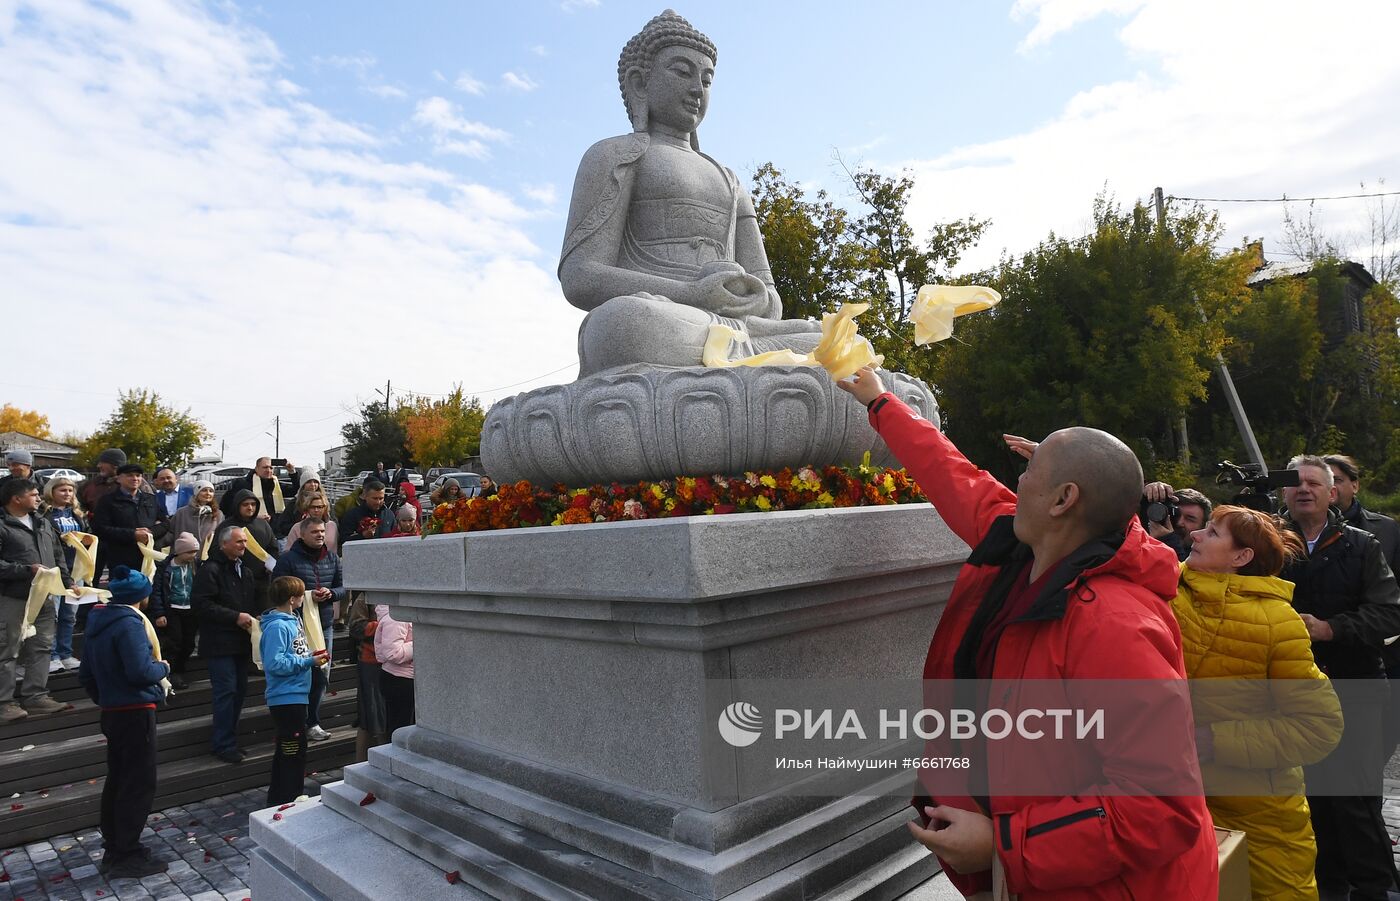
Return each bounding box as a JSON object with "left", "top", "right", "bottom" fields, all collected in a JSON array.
[
  {"left": 403, "top": 388, "right": 486, "bottom": 468},
  {"left": 751, "top": 161, "right": 988, "bottom": 381},
  {"left": 927, "top": 197, "right": 1252, "bottom": 485},
  {"left": 78, "top": 390, "right": 210, "bottom": 471},
  {"left": 341, "top": 400, "right": 410, "bottom": 475},
  {"left": 0, "top": 404, "right": 52, "bottom": 439}
]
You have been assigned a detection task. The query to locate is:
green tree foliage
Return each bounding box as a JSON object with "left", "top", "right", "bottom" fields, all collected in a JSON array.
[
  {"left": 342, "top": 400, "right": 410, "bottom": 474},
  {"left": 1204, "top": 261, "right": 1400, "bottom": 484},
  {"left": 403, "top": 388, "right": 486, "bottom": 468},
  {"left": 928, "top": 197, "right": 1252, "bottom": 483},
  {"left": 78, "top": 390, "right": 210, "bottom": 471},
  {"left": 751, "top": 162, "right": 988, "bottom": 380}
]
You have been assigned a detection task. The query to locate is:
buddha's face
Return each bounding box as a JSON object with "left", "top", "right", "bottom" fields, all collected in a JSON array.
[{"left": 642, "top": 44, "right": 713, "bottom": 134}]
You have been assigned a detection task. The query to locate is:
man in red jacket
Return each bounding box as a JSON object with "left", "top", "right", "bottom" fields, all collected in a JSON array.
[{"left": 839, "top": 367, "right": 1218, "bottom": 900}]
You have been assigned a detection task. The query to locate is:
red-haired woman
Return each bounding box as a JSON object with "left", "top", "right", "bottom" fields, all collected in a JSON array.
[{"left": 1174, "top": 503, "right": 1344, "bottom": 900}]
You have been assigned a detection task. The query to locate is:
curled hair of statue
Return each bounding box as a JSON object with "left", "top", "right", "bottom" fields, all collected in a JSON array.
[{"left": 617, "top": 9, "right": 717, "bottom": 139}]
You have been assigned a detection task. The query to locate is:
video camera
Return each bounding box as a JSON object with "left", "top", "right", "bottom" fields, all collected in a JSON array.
[{"left": 1214, "top": 461, "right": 1300, "bottom": 514}]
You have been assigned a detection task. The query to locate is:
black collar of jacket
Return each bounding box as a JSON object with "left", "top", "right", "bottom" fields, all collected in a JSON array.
[
  {"left": 0, "top": 511, "right": 42, "bottom": 532},
  {"left": 1285, "top": 507, "right": 1347, "bottom": 554},
  {"left": 966, "top": 515, "right": 1124, "bottom": 623},
  {"left": 952, "top": 515, "right": 1125, "bottom": 680}
]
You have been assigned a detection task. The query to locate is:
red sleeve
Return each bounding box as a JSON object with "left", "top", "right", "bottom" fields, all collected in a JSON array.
[
  {"left": 869, "top": 392, "right": 1016, "bottom": 549},
  {"left": 996, "top": 604, "right": 1211, "bottom": 892}
]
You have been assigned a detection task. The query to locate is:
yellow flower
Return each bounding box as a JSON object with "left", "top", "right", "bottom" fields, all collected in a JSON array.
[
  {"left": 755, "top": 496, "right": 772, "bottom": 510},
  {"left": 651, "top": 484, "right": 664, "bottom": 499},
  {"left": 817, "top": 492, "right": 834, "bottom": 506},
  {"left": 883, "top": 475, "right": 895, "bottom": 493},
  {"left": 665, "top": 498, "right": 676, "bottom": 511},
  {"left": 759, "top": 474, "right": 777, "bottom": 489}
]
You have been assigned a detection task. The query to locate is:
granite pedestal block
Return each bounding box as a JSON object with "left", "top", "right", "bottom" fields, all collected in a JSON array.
[{"left": 250, "top": 505, "right": 967, "bottom": 899}]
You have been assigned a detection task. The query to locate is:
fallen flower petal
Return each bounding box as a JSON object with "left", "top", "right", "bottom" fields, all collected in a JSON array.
[
  {"left": 359, "top": 792, "right": 376, "bottom": 807},
  {"left": 272, "top": 813, "right": 283, "bottom": 821},
  {"left": 445, "top": 870, "right": 460, "bottom": 884}
]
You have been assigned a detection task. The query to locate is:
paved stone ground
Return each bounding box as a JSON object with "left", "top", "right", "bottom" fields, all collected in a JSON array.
[
  {"left": 5, "top": 769, "right": 1400, "bottom": 899},
  {"left": 0, "top": 772, "right": 339, "bottom": 901}
]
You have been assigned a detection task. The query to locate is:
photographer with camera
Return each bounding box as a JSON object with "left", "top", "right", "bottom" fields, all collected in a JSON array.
[
  {"left": 1140, "top": 482, "right": 1212, "bottom": 561},
  {"left": 1279, "top": 454, "right": 1400, "bottom": 901}
]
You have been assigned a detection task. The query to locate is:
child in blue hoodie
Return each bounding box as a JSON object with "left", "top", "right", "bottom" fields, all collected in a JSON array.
[
  {"left": 77, "top": 566, "right": 171, "bottom": 879},
  {"left": 259, "top": 575, "right": 327, "bottom": 804}
]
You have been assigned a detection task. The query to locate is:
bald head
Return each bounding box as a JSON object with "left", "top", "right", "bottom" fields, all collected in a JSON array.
[{"left": 1016, "top": 427, "right": 1143, "bottom": 544}]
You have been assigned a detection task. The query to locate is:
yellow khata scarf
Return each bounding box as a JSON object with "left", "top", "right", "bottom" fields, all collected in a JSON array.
[
  {"left": 23, "top": 568, "right": 111, "bottom": 640},
  {"left": 250, "top": 617, "right": 264, "bottom": 671},
  {"left": 302, "top": 591, "right": 329, "bottom": 670},
  {"left": 251, "top": 476, "right": 286, "bottom": 515},
  {"left": 134, "top": 606, "right": 173, "bottom": 697},
  {"left": 137, "top": 535, "right": 169, "bottom": 581},
  {"left": 242, "top": 529, "right": 271, "bottom": 563},
  {"left": 200, "top": 528, "right": 213, "bottom": 562},
  {"left": 703, "top": 303, "right": 885, "bottom": 380},
  {"left": 61, "top": 532, "right": 99, "bottom": 584}
]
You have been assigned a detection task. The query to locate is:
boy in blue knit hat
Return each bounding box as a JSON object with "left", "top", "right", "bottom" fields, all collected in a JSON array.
[{"left": 78, "top": 565, "right": 171, "bottom": 878}]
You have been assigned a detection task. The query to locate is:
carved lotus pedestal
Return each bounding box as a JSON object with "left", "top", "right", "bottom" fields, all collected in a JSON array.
[{"left": 480, "top": 365, "right": 940, "bottom": 487}]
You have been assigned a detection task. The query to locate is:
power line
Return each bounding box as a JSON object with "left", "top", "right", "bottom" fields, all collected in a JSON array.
[
  {"left": 394, "top": 362, "right": 579, "bottom": 399},
  {"left": 1169, "top": 190, "right": 1400, "bottom": 204}
]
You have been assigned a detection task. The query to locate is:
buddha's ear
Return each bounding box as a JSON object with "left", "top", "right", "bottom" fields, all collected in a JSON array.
[{"left": 624, "top": 66, "right": 648, "bottom": 131}]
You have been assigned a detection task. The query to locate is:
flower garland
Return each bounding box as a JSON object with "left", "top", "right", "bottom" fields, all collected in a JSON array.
[{"left": 427, "top": 455, "right": 925, "bottom": 535}]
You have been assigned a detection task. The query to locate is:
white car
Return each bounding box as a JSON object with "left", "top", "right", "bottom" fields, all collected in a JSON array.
[{"left": 33, "top": 468, "right": 85, "bottom": 485}]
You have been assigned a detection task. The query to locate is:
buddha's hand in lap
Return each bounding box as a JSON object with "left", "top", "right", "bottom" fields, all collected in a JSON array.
[
  {"left": 685, "top": 267, "right": 773, "bottom": 319},
  {"left": 746, "top": 315, "right": 821, "bottom": 336}
]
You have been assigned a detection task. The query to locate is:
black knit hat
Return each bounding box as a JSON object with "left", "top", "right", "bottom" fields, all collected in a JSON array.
[{"left": 98, "top": 448, "right": 128, "bottom": 467}]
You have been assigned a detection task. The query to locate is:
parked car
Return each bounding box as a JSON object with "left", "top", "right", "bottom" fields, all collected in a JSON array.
[
  {"left": 32, "top": 467, "right": 85, "bottom": 486},
  {"left": 404, "top": 470, "right": 424, "bottom": 488},
  {"left": 429, "top": 472, "right": 482, "bottom": 497}
]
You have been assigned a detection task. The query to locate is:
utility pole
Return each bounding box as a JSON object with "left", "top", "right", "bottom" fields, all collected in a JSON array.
[
  {"left": 376, "top": 381, "right": 393, "bottom": 410},
  {"left": 265, "top": 416, "right": 281, "bottom": 459},
  {"left": 1155, "top": 187, "right": 1267, "bottom": 471}
]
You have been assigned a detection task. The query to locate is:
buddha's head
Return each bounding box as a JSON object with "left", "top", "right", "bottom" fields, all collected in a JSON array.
[{"left": 618, "top": 10, "right": 717, "bottom": 144}]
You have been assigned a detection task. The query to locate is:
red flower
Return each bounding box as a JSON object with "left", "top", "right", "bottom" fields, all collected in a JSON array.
[
  {"left": 359, "top": 792, "right": 377, "bottom": 806},
  {"left": 445, "top": 870, "right": 461, "bottom": 884}
]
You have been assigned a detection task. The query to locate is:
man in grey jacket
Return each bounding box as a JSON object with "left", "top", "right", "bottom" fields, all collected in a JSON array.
[{"left": 0, "top": 479, "right": 72, "bottom": 722}]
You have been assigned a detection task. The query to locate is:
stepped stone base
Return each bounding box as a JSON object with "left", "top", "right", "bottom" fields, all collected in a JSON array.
[
  {"left": 251, "top": 505, "right": 968, "bottom": 899},
  {"left": 480, "top": 364, "right": 939, "bottom": 487}
]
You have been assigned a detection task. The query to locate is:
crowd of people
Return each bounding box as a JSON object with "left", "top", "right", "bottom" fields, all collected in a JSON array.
[
  {"left": 0, "top": 449, "right": 421, "bottom": 878},
  {"left": 841, "top": 367, "right": 1400, "bottom": 901},
  {"left": 4, "top": 409, "right": 1400, "bottom": 897}
]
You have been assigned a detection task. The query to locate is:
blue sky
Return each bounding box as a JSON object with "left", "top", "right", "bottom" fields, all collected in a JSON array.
[{"left": 3, "top": 0, "right": 1397, "bottom": 464}]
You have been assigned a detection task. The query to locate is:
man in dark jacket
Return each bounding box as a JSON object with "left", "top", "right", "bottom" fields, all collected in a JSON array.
[
  {"left": 91, "top": 464, "right": 159, "bottom": 578},
  {"left": 337, "top": 481, "right": 393, "bottom": 553},
  {"left": 0, "top": 478, "right": 72, "bottom": 722},
  {"left": 1281, "top": 454, "right": 1400, "bottom": 901},
  {"left": 218, "top": 457, "right": 298, "bottom": 526},
  {"left": 0, "top": 449, "right": 36, "bottom": 490},
  {"left": 80, "top": 448, "right": 127, "bottom": 511},
  {"left": 277, "top": 519, "right": 346, "bottom": 741},
  {"left": 1326, "top": 454, "right": 1400, "bottom": 573},
  {"left": 192, "top": 525, "right": 260, "bottom": 763},
  {"left": 77, "top": 566, "right": 170, "bottom": 878},
  {"left": 222, "top": 488, "right": 279, "bottom": 609}
]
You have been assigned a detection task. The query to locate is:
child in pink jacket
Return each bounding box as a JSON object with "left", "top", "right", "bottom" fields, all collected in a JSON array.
[{"left": 373, "top": 605, "right": 414, "bottom": 736}]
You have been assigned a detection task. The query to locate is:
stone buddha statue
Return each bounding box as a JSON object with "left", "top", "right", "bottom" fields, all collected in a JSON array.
[
  {"left": 560, "top": 10, "right": 823, "bottom": 377},
  {"left": 480, "top": 10, "right": 938, "bottom": 487}
]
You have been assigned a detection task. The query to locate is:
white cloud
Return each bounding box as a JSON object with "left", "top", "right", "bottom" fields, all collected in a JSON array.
[
  {"left": 501, "top": 70, "right": 539, "bottom": 92},
  {"left": 561, "top": 0, "right": 600, "bottom": 11},
  {"left": 453, "top": 70, "right": 486, "bottom": 95},
  {"left": 900, "top": 0, "right": 1400, "bottom": 274},
  {"left": 530, "top": 45, "right": 549, "bottom": 57},
  {"left": 1010, "top": 0, "right": 1146, "bottom": 50},
  {"left": 522, "top": 183, "right": 557, "bottom": 206},
  {"left": 0, "top": 1, "right": 580, "bottom": 451},
  {"left": 412, "top": 96, "right": 511, "bottom": 158},
  {"left": 365, "top": 83, "right": 408, "bottom": 100}
]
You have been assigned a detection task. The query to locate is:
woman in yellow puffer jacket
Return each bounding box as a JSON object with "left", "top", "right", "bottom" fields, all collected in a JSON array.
[{"left": 1172, "top": 504, "right": 1343, "bottom": 901}]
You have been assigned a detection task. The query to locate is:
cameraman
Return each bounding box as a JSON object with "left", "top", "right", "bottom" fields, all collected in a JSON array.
[{"left": 1141, "top": 482, "right": 1213, "bottom": 561}]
